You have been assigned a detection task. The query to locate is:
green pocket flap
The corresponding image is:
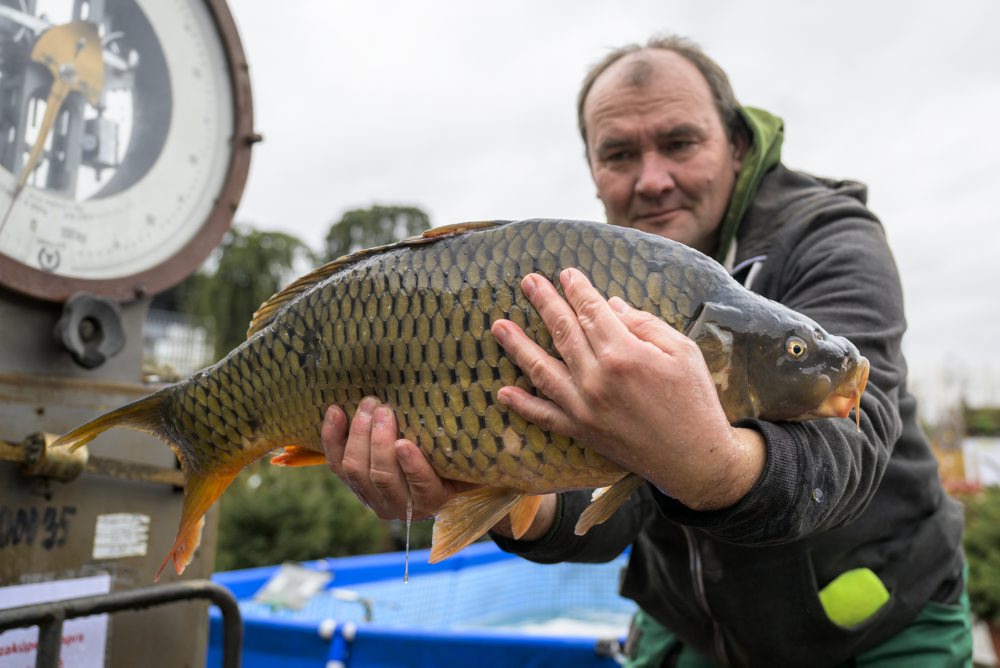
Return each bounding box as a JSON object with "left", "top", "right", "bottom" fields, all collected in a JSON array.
[{"left": 818, "top": 567, "right": 890, "bottom": 628}]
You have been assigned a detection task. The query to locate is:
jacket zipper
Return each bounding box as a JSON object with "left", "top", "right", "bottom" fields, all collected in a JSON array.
[{"left": 682, "top": 526, "right": 730, "bottom": 666}]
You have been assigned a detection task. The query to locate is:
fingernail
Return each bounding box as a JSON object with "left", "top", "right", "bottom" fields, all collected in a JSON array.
[
  {"left": 609, "top": 296, "right": 628, "bottom": 314},
  {"left": 394, "top": 440, "right": 410, "bottom": 461},
  {"left": 522, "top": 274, "right": 537, "bottom": 297},
  {"left": 496, "top": 388, "right": 512, "bottom": 406},
  {"left": 560, "top": 268, "right": 574, "bottom": 287},
  {"left": 324, "top": 406, "right": 338, "bottom": 425},
  {"left": 373, "top": 406, "right": 390, "bottom": 426},
  {"left": 358, "top": 397, "right": 377, "bottom": 417},
  {"left": 492, "top": 321, "right": 509, "bottom": 343}
]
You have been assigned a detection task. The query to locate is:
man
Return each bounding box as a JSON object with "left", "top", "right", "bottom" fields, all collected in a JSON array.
[{"left": 323, "top": 35, "right": 969, "bottom": 666}]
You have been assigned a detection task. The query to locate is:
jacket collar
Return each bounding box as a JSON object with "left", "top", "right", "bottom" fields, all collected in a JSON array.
[{"left": 714, "top": 107, "right": 784, "bottom": 269}]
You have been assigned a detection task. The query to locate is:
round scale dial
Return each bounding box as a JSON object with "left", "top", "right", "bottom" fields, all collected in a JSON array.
[{"left": 0, "top": 0, "right": 253, "bottom": 302}]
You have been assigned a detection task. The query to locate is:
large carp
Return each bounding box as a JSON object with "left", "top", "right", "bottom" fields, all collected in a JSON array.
[{"left": 54, "top": 219, "right": 869, "bottom": 579}]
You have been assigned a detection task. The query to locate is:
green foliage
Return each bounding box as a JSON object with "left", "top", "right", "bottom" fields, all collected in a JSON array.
[
  {"left": 960, "top": 486, "right": 1000, "bottom": 621},
  {"left": 178, "top": 224, "right": 316, "bottom": 360},
  {"left": 386, "top": 516, "right": 435, "bottom": 554},
  {"left": 964, "top": 406, "right": 1000, "bottom": 436},
  {"left": 215, "top": 463, "right": 391, "bottom": 571},
  {"left": 324, "top": 205, "right": 430, "bottom": 262}
]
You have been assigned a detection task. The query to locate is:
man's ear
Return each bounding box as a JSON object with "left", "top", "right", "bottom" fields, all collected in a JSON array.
[
  {"left": 729, "top": 122, "right": 752, "bottom": 174},
  {"left": 731, "top": 130, "right": 750, "bottom": 170}
]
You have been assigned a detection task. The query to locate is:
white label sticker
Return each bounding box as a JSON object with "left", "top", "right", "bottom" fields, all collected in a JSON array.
[
  {"left": 92, "top": 514, "right": 151, "bottom": 559},
  {"left": 0, "top": 574, "right": 111, "bottom": 667}
]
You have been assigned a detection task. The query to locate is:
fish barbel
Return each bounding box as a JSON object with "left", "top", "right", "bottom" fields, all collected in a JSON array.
[{"left": 52, "top": 219, "right": 870, "bottom": 579}]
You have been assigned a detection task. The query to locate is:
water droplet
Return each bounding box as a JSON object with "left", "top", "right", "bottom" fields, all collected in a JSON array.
[{"left": 403, "top": 495, "right": 413, "bottom": 584}]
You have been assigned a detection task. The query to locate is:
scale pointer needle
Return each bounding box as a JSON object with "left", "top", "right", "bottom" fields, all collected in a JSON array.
[{"left": 0, "top": 21, "right": 105, "bottom": 239}]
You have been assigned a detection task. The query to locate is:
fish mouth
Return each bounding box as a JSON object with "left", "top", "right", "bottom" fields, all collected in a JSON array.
[{"left": 805, "top": 357, "right": 871, "bottom": 429}]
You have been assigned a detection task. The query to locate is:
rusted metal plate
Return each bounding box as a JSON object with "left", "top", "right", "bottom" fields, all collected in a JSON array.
[{"left": 0, "top": 326, "right": 217, "bottom": 668}]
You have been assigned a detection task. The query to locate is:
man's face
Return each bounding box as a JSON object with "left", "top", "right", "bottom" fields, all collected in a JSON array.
[{"left": 583, "top": 50, "right": 744, "bottom": 255}]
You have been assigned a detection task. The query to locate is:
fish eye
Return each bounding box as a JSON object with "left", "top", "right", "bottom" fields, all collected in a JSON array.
[{"left": 786, "top": 337, "right": 808, "bottom": 360}]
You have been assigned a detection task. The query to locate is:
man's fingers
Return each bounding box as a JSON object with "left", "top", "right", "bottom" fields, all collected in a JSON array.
[
  {"left": 395, "top": 440, "right": 450, "bottom": 518},
  {"left": 492, "top": 319, "right": 582, "bottom": 414},
  {"left": 367, "top": 405, "right": 409, "bottom": 510},
  {"left": 559, "top": 268, "right": 630, "bottom": 353},
  {"left": 322, "top": 400, "right": 472, "bottom": 522},
  {"left": 321, "top": 405, "right": 348, "bottom": 474},
  {"left": 339, "top": 396, "right": 378, "bottom": 498},
  {"left": 609, "top": 296, "right": 689, "bottom": 354},
  {"left": 521, "top": 274, "right": 595, "bottom": 364},
  {"left": 496, "top": 386, "right": 577, "bottom": 439}
]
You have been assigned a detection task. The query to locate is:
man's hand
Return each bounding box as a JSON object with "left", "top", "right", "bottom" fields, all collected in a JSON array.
[
  {"left": 491, "top": 268, "right": 765, "bottom": 510},
  {"left": 322, "top": 397, "right": 559, "bottom": 540},
  {"left": 322, "top": 397, "right": 479, "bottom": 520}
]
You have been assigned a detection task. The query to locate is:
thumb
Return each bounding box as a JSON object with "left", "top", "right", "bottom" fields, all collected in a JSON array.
[{"left": 609, "top": 296, "right": 687, "bottom": 353}]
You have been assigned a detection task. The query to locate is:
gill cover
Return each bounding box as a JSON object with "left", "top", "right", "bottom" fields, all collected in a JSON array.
[{"left": 685, "top": 302, "right": 758, "bottom": 422}]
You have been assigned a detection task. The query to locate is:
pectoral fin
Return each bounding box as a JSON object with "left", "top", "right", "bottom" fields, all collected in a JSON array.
[
  {"left": 508, "top": 495, "right": 543, "bottom": 539},
  {"left": 431, "top": 487, "right": 522, "bottom": 563},
  {"left": 270, "top": 445, "right": 327, "bottom": 467},
  {"left": 574, "top": 473, "right": 644, "bottom": 535}
]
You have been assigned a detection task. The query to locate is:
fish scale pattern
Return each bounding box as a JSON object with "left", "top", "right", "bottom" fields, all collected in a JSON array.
[{"left": 162, "top": 220, "right": 725, "bottom": 491}]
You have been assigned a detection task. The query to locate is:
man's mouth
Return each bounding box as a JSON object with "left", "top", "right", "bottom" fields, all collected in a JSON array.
[{"left": 632, "top": 209, "right": 682, "bottom": 226}]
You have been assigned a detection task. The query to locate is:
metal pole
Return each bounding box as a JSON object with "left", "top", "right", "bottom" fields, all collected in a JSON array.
[
  {"left": 0, "top": 580, "right": 242, "bottom": 668},
  {"left": 34, "top": 612, "right": 64, "bottom": 668}
]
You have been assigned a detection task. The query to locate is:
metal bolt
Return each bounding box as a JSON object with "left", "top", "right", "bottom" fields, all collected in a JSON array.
[{"left": 78, "top": 316, "right": 99, "bottom": 342}]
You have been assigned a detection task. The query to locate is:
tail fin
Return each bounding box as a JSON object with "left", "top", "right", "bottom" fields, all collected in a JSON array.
[
  {"left": 52, "top": 391, "right": 217, "bottom": 581},
  {"left": 52, "top": 392, "right": 166, "bottom": 453},
  {"left": 54, "top": 390, "right": 257, "bottom": 580}
]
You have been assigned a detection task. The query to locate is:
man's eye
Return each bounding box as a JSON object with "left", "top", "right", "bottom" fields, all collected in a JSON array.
[
  {"left": 604, "top": 151, "right": 631, "bottom": 163},
  {"left": 665, "top": 140, "right": 695, "bottom": 153}
]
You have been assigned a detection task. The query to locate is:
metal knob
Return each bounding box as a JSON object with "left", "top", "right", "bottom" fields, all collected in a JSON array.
[{"left": 54, "top": 292, "right": 126, "bottom": 369}]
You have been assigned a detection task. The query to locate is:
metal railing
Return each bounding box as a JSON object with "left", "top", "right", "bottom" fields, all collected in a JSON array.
[
  {"left": 0, "top": 579, "right": 242, "bottom": 668},
  {"left": 143, "top": 308, "right": 215, "bottom": 378}
]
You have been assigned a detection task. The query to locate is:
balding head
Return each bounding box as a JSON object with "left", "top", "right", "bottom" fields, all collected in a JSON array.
[{"left": 577, "top": 35, "right": 747, "bottom": 155}]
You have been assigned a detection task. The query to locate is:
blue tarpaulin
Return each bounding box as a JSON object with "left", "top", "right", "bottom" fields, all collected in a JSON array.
[{"left": 207, "top": 543, "right": 633, "bottom": 667}]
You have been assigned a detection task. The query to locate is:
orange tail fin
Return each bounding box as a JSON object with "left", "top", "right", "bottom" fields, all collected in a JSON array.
[
  {"left": 156, "top": 469, "right": 241, "bottom": 581},
  {"left": 51, "top": 392, "right": 165, "bottom": 452},
  {"left": 53, "top": 390, "right": 239, "bottom": 581}
]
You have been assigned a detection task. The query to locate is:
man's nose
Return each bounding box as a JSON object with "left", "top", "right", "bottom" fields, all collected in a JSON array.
[{"left": 634, "top": 152, "right": 676, "bottom": 198}]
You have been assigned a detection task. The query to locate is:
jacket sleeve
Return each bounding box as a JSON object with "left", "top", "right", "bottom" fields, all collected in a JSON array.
[
  {"left": 491, "top": 484, "right": 657, "bottom": 563},
  {"left": 651, "top": 204, "right": 909, "bottom": 544}
]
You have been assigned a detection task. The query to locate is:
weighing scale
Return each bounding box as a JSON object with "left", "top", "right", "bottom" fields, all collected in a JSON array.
[{"left": 0, "top": 1, "right": 255, "bottom": 664}]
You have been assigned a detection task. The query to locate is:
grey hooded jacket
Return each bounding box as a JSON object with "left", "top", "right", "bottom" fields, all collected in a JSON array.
[{"left": 492, "top": 164, "right": 964, "bottom": 667}]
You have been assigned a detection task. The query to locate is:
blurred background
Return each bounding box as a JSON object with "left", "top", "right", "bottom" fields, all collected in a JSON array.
[
  {"left": 219, "top": 0, "right": 1000, "bottom": 420},
  {"left": 2, "top": 3, "right": 999, "bottom": 665},
  {"left": 143, "top": 0, "right": 1000, "bottom": 571}
]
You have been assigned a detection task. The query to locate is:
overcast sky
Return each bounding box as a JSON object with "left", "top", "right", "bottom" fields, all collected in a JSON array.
[{"left": 226, "top": 0, "right": 1000, "bottom": 418}]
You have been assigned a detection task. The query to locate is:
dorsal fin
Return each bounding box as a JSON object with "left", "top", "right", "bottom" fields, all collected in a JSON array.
[
  {"left": 246, "top": 220, "right": 509, "bottom": 338},
  {"left": 418, "top": 220, "right": 503, "bottom": 239}
]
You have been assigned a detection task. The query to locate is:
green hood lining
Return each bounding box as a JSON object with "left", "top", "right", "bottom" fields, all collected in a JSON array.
[{"left": 713, "top": 107, "right": 784, "bottom": 265}]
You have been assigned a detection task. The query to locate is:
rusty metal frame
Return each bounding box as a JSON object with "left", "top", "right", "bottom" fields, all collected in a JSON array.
[
  {"left": 1, "top": 435, "right": 186, "bottom": 486},
  {"left": 0, "top": 580, "right": 242, "bottom": 668},
  {"left": 0, "top": 0, "right": 258, "bottom": 303}
]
